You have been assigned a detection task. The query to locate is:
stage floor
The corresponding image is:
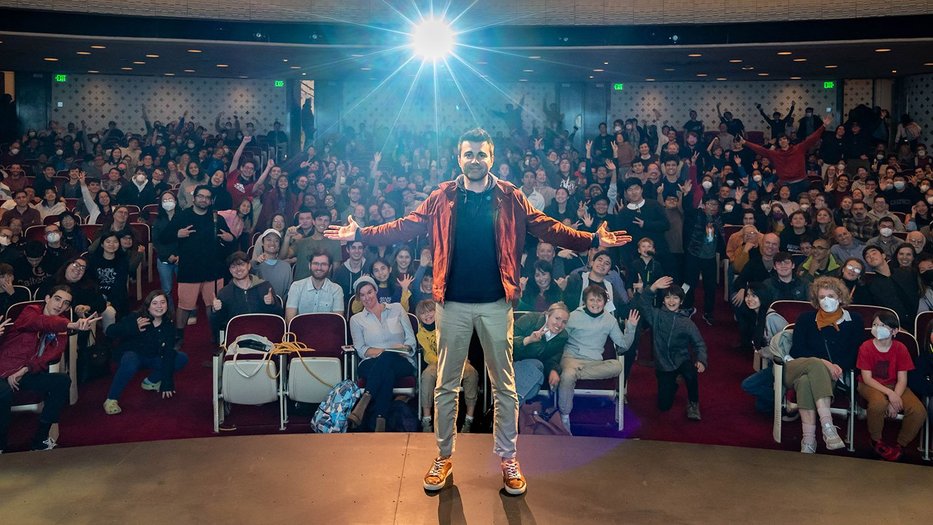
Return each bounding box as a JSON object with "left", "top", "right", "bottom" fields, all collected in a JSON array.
[{"left": 1, "top": 433, "right": 930, "bottom": 524}]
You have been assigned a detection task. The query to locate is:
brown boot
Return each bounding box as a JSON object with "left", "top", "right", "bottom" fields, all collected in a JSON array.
[
  {"left": 347, "top": 391, "right": 371, "bottom": 428},
  {"left": 374, "top": 416, "right": 386, "bottom": 432}
]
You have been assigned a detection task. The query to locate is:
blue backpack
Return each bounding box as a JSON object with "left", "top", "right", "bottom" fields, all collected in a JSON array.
[{"left": 311, "top": 380, "right": 363, "bottom": 433}]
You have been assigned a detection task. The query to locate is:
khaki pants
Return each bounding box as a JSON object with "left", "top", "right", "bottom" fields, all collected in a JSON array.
[
  {"left": 857, "top": 383, "right": 927, "bottom": 446},
  {"left": 435, "top": 299, "right": 515, "bottom": 459},
  {"left": 783, "top": 358, "right": 835, "bottom": 410},
  {"left": 558, "top": 355, "right": 623, "bottom": 415}
]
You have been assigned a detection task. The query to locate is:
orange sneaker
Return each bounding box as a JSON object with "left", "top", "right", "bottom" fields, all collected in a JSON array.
[
  {"left": 501, "top": 457, "right": 527, "bottom": 495},
  {"left": 423, "top": 456, "right": 453, "bottom": 491}
]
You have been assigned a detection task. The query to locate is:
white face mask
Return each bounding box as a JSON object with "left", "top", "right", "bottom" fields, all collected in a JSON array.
[
  {"left": 161, "top": 200, "right": 176, "bottom": 211},
  {"left": 10, "top": 148, "right": 19, "bottom": 155},
  {"left": 724, "top": 204, "right": 734, "bottom": 213},
  {"left": 0, "top": 237, "right": 10, "bottom": 247},
  {"left": 919, "top": 150, "right": 927, "bottom": 157},
  {"left": 871, "top": 325, "right": 892, "bottom": 340},
  {"left": 876, "top": 154, "right": 885, "bottom": 160},
  {"left": 761, "top": 203, "right": 771, "bottom": 213},
  {"left": 819, "top": 296, "right": 839, "bottom": 313},
  {"left": 927, "top": 196, "right": 933, "bottom": 206},
  {"left": 55, "top": 149, "right": 63, "bottom": 156},
  {"left": 800, "top": 203, "right": 810, "bottom": 211},
  {"left": 726, "top": 179, "right": 735, "bottom": 186},
  {"left": 134, "top": 176, "right": 147, "bottom": 186},
  {"left": 920, "top": 184, "right": 930, "bottom": 193},
  {"left": 753, "top": 174, "right": 762, "bottom": 183},
  {"left": 894, "top": 181, "right": 905, "bottom": 190},
  {"left": 701, "top": 180, "right": 713, "bottom": 190},
  {"left": 46, "top": 232, "right": 61, "bottom": 244},
  {"left": 880, "top": 227, "right": 893, "bottom": 237}
]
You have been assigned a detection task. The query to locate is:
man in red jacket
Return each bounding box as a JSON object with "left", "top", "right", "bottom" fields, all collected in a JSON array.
[
  {"left": 0, "top": 285, "right": 99, "bottom": 452},
  {"left": 736, "top": 113, "right": 833, "bottom": 198},
  {"left": 327, "top": 128, "right": 631, "bottom": 496}
]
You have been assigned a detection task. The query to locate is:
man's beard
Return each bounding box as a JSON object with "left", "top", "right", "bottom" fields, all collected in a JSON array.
[{"left": 464, "top": 165, "right": 487, "bottom": 181}]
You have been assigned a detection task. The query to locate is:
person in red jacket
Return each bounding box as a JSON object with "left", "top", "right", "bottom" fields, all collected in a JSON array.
[
  {"left": 736, "top": 113, "right": 833, "bottom": 198},
  {"left": 326, "top": 128, "right": 631, "bottom": 496},
  {"left": 0, "top": 285, "right": 99, "bottom": 452}
]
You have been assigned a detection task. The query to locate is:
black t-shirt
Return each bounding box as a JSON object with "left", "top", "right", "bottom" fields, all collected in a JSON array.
[{"left": 445, "top": 188, "right": 505, "bottom": 303}]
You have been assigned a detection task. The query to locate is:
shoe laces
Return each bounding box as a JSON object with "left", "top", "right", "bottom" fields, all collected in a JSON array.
[
  {"left": 822, "top": 422, "right": 841, "bottom": 437},
  {"left": 502, "top": 459, "right": 521, "bottom": 480},
  {"left": 428, "top": 458, "right": 448, "bottom": 477},
  {"left": 41, "top": 437, "right": 57, "bottom": 450}
]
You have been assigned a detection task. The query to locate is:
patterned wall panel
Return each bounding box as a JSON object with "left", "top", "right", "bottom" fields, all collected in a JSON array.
[
  {"left": 903, "top": 73, "right": 932, "bottom": 146},
  {"left": 49, "top": 74, "right": 287, "bottom": 135},
  {"left": 843, "top": 79, "right": 874, "bottom": 118},
  {"left": 1, "top": 0, "right": 929, "bottom": 25},
  {"left": 609, "top": 80, "right": 837, "bottom": 140}
]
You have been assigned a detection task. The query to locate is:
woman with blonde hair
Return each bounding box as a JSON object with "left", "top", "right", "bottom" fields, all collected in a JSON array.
[{"left": 785, "top": 276, "right": 865, "bottom": 453}]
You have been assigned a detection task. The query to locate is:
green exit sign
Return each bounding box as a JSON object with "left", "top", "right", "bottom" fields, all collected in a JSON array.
[
  {"left": 274, "top": 80, "right": 285, "bottom": 87},
  {"left": 54, "top": 74, "right": 67, "bottom": 83},
  {"left": 823, "top": 81, "right": 836, "bottom": 89},
  {"left": 613, "top": 83, "right": 624, "bottom": 91}
]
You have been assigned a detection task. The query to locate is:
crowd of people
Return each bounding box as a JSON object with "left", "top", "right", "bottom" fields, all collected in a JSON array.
[{"left": 0, "top": 101, "right": 931, "bottom": 462}]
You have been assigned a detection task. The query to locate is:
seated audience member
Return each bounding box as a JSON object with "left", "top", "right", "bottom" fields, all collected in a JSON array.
[
  {"left": 906, "top": 230, "right": 930, "bottom": 256},
  {"left": 88, "top": 232, "right": 130, "bottom": 317},
  {"left": 779, "top": 211, "right": 813, "bottom": 254},
  {"left": 251, "top": 229, "right": 292, "bottom": 300},
  {"left": 731, "top": 233, "right": 780, "bottom": 307},
  {"left": 867, "top": 195, "right": 906, "bottom": 231},
  {"left": 288, "top": 209, "right": 343, "bottom": 281},
  {"left": 637, "top": 276, "right": 708, "bottom": 420},
  {"left": 798, "top": 237, "right": 839, "bottom": 278},
  {"left": 116, "top": 168, "right": 157, "bottom": 207},
  {"left": 43, "top": 224, "right": 73, "bottom": 269},
  {"left": 0, "top": 226, "right": 22, "bottom": 267},
  {"left": 349, "top": 258, "right": 412, "bottom": 314},
  {"left": 416, "top": 299, "right": 478, "bottom": 433},
  {"left": 522, "top": 241, "right": 568, "bottom": 279},
  {"left": 211, "top": 251, "right": 282, "bottom": 335},
  {"left": 519, "top": 260, "right": 563, "bottom": 312},
  {"left": 562, "top": 250, "right": 626, "bottom": 315},
  {"left": 844, "top": 200, "right": 877, "bottom": 243},
  {"left": 0, "top": 190, "right": 41, "bottom": 229},
  {"left": 558, "top": 286, "right": 637, "bottom": 432},
  {"left": 738, "top": 283, "right": 791, "bottom": 414},
  {"left": 0, "top": 286, "right": 98, "bottom": 452},
  {"left": 786, "top": 277, "right": 864, "bottom": 454},
  {"left": 866, "top": 217, "right": 901, "bottom": 259},
  {"left": 861, "top": 245, "right": 919, "bottom": 325},
  {"left": 331, "top": 240, "right": 367, "bottom": 309},
  {"left": 284, "top": 251, "right": 343, "bottom": 322},
  {"left": 918, "top": 254, "right": 933, "bottom": 313},
  {"left": 15, "top": 241, "right": 55, "bottom": 294},
  {"left": 857, "top": 312, "right": 927, "bottom": 461},
  {"left": 892, "top": 243, "right": 915, "bottom": 270},
  {"left": 762, "top": 252, "right": 811, "bottom": 301},
  {"left": 830, "top": 226, "right": 866, "bottom": 267},
  {"left": 348, "top": 276, "right": 416, "bottom": 432},
  {"left": 59, "top": 212, "right": 87, "bottom": 254},
  {"left": 0, "top": 263, "right": 21, "bottom": 315},
  {"left": 103, "top": 291, "right": 188, "bottom": 415},
  {"left": 118, "top": 231, "right": 145, "bottom": 277},
  {"left": 836, "top": 257, "right": 873, "bottom": 305},
  {"left": 512, "top": 303, "right": 570, "bottom": 403},
  {"left": 726, "top": 222, "right": 763, "bottom": 275},
  {"left": 36, "top": 188, "right": 66, "bottom": 220}
]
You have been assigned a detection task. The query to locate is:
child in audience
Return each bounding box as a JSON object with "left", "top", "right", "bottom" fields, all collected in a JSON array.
[
  {"left": 637, "top": 276, "right": 708, "bottom": 420},
  {"left": 559, "top": 285, "right": 638, "bottom": 433},
  {"left": 628, "top": 237, "right": 664, "bottom": 299},
  {"left": 415, "top": 300, "right": 478, "bottom": 434},
  {"left": 856, "top": 312, "right": 927, "bottom": 461}
]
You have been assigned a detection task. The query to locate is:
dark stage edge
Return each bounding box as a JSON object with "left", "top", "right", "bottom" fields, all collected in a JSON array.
[{"left": 1, "top": 433, "right": 931, "bottom": 524}]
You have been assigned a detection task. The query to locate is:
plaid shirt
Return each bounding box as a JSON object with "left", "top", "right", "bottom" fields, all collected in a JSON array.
[{"left": 844, "top": 216, "right": 878, "bottom": 243}]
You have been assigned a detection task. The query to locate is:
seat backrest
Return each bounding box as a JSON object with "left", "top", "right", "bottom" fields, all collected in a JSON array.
[
  {"left": 895, "top": 331, "right": 920, "bottom": 360},
  {"left": 42, "top": 214, "right": 61, "bottom": 225},
  {"left": 79, "top": 223, "right": 102, "bottom": 242},
  {"left": 6, "top": 300, "right": 45, "bottom": 321},
  {"left": 847, "top": 304, "right": 899, "bottom": 329},
  {"left": 769, "top": 300, "right": 812, "bottom": 324},
  {"left": 24, "top": 225, "right": 46, "bottom": 243},
  {"left": 11, "top": 285, "right": 32, "bottom": 303},
  {"left": 915, "top": 311, "right": 933, "bottom": 340},
  {"left": 288, "top": 313, "right": 347, "bottom": 358},
  {"left": 224, "top": 313, "right": 286, "bottom": 348},
  {"left": 129, "top": 222, "right": 150, "bottom": 244}
]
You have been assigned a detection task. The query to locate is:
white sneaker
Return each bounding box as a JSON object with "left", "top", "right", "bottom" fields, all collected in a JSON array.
[
  {"left": 821, "top": 423, "right": 845, "bottom": 450},
  {"left": 33, "top": 437, "right": 57, "bottom": 451},
  {"left": 560, "top": 414, "right": 573, "bottom": 436}
]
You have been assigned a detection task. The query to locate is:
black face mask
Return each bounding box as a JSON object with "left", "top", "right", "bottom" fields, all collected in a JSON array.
[{"left": 923, "top": 269, "right": 933, "bottom": 286}]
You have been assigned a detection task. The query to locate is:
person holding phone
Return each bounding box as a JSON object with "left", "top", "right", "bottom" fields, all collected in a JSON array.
[{"left": 102, "top": 291, "right": 187, "bottom": 415}]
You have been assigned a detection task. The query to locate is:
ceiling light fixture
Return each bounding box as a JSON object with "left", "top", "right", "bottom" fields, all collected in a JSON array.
[
  {"left": 187, "top": 49, "right": 202, "bottom": 53},
  {"left": 777, "top": 51, "right": 792, "bottom": 55},
  {"left": 729, "top": 59, "right": 743, "bottom": 63},
  {"left": 164, "top": 73, "right": 175, "bottom": 76},
  {"left": 77, "top": 51, "right": 91, "bottom": 55},
  {"left": 758, "top": 72, "right": 770, "bottom": 76},
  {"left": 410, "top": 17, "right": 455, "bottom": 61},
  {"left": 90, "top": 45, "right": 106, "bottom": 49},
  {"left": 88, "top": 70, "right": 99, "bottom": 73},
  {"left": 875, "top": 48, "right": 891, "bottom": 53},
  {"left": 121, "top": 67, "right": 132, "bottom": 71},
  {"left": 793, "top": 58, "right": 807, "bottom": 62},
  {"left": 592, "top": 68, "right": 604, "bottom": 72},
  {"left": 528, "top": 55, "right": 541, "bottom": 59},
  {"left": 645, "top": 78, "right": 656, "bottom": 82},
  {"left": 790, "top": 76, "right": 802, "bottom": 79},
  {"left": 716, "top": 77, "right": 727, "bottom": 81},
  {"left": 183, "top": 69, "right": 196, "bottom": 73},
  {"left": 146, "top": 54, "right": 159, "bottom": 58},
  {"left": 825, "top": 65, "right": 838, "bottom": 69},
  {"left": 43, "top": 57, "right": 59, "bottom": 62},
  {"left": 216, "top": 64, "right": 229, "bottom": 68},
  {"left": 696, "top": 73, "right": 708, "bottom": 77},
  {"left": 688, "top": 53, "right": 702, "bottom": 57},
  {"left": 132, "top": 61, "right": 146, "bottom": 65}
]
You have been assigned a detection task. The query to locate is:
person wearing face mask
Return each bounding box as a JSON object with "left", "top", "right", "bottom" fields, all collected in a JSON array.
[
  {"left": 151, "top": 191, "right": 180, "bottom": 312},
  {"left": 115, "top": 169, "right": 156, "bottom": 207},
  {"left": 616, "top": 178, "right": 670, "bottom": 269},
  {"left": 36, "top": 188, "right": 66, "bottom": 221},
  {"left": 856, "top": 312, "right": 926, "bottom": 461},
  {"left": 784, "top": 277, "right": 864, "bottom": 454},
  {"left": 882, "top": 173, "right": 920, "bottom": 215},
  {"left": 866, "top": 217, "right": 901, "bottom": 259},
  {"left": 684, "top": 197, "right": 725, "bottom": 326}
]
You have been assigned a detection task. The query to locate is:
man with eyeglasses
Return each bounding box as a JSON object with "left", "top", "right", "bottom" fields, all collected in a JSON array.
[{"left": 159, "top": 185, "right": 234, "bottom": 344}]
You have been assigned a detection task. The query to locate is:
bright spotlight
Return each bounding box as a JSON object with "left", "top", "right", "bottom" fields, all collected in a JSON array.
[{"left": 410, "top": 18, "right": 455, "bottom": 61}]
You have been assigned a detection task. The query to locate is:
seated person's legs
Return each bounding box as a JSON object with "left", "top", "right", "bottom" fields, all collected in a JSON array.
[
  {"left": 106, "top": 351, "right": 143, "bottom": 401},
  {"left": 513, "top": 359, "right": 545, "bottom": 403}
]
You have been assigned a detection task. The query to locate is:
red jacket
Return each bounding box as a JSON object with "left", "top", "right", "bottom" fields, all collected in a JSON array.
[
  {"left": 743, "top": 125, "right": 825, "bottom": 183},
  {"left": 360, "top": 175, "right": 595, "bottom": 304},
  {"left": 0, "top": 305, "right": 70, "bottom": 378}
]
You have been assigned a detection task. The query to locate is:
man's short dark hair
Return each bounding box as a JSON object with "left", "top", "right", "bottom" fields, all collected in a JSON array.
[
  {"left": 312, "top": 208, "right": 330, "bottom": 220},
  {"left": 663, "top": 286, "right": 686, "bottom": 302},
  {"left": 458, "top": 128, "right": 493, "bottom": 152},
  {"left": 48, "top": 284, "right": 72, "bottom": 299},
  {"left": 0, "top": 263, "right": 13, "bottom": 277},
  {"left": 582, "top": 284, "right": 609, "bottom": 302},
  {"left": 194, "top": 185, "right": 213, "bottom": 198},
  {"left": 862, "top": 245, "right": 884, "bottom": 260},
  {"left": 773, "top": 252, "right": 794, "bottom": 264},
  {"left": 534, "top": 259, "right": 553, "bottom": 276},
  {"left": 226, "top": 251, "right": 250, "bottom": 267}
]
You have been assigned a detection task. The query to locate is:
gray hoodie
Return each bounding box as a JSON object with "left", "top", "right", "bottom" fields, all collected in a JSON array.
[
  {"left": 635, "top": 288, "right": 708, "bottom": 372},
  {"left": 563, "top": 307, "right": 636, "bottom": 361}
]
